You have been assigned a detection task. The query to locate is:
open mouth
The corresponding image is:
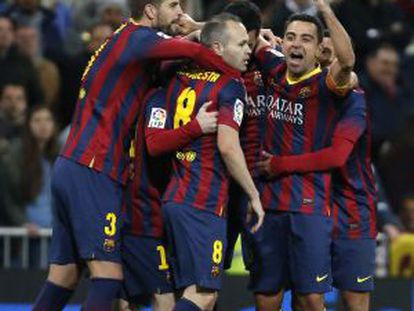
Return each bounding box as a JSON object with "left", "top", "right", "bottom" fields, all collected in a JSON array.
[{"left": 290, "top": 51, "right": 304, "bottom": 60}]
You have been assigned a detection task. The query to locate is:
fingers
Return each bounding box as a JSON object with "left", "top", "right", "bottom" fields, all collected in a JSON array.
[
  {"left": 250, "top": 209, "right": 265, "bottom": 233},
  {"left": 261, "top": 150, "right": 272, "bottom": 159},
  {"left": 199, "top": 100, "right": 213, "bottom": 112}
]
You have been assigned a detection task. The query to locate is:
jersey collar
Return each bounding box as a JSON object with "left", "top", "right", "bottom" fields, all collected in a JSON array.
[{"left": 286, "top": 65, "right": 322, "bottom": 85}]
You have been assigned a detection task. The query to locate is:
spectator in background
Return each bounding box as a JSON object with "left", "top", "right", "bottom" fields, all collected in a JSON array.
[
  {"left": 15, "top": 24, "right": 61, "bottom": 109},
  {"left": 5, "top": 0, "right": 64, "bottom": 60},
  {"left": 0, "top": 83, "right": 27, "bottom": 144},
  {"left": 360, "top": 43, "right": 412, "bottom": 162},
  {"left": 2, "top": 105, "right": 59, "bottom": 233},
  {"left": 0, "top": 15, "right": 44, "bottom": 106},
  {"left": 58, "top": 22, "right": 112, "bottom": 128},
  {"left": 98, "top": 1, "right": 125, "bottom": 30},
  {"left": 72, "top": 0, "right": 126, "bottom": 33},
  {"left": 334, "top": 0, "right": 411, "bottom": 68},
  {"left": 400, "top": 194, "right": 414, "bottom": 233},
  {"left": 270, "top": 0, "right": 317, "bottom": 36}
]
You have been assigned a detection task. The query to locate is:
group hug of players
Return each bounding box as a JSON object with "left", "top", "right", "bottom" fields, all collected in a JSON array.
[{"left": 31, "top": 0, "right": 377, "bottom": 310}]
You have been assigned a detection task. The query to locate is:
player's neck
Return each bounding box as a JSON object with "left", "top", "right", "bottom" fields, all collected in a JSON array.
[{"left": 130, "top": 16, "right": 153, "bottom": 28}]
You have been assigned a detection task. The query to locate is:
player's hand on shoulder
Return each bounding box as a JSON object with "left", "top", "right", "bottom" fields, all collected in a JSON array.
[{"left": 196, "top": 101, "right": 218, "bottom": 134}]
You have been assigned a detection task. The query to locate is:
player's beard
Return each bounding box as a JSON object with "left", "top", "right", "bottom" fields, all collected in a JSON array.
[{"left": 157, "top": 14, "right": 180, "bottom": 36}]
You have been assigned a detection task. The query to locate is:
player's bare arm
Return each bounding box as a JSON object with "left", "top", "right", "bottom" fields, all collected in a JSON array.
[
  {"left": 314, "top": 0, "right": 355, "bottom": 86},
  {"left": 217, "top": 125, "right": 264, "bottom": 233}
]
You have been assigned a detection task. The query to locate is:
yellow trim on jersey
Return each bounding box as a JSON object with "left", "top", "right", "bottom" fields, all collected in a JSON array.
[
  {"left": 129, "top": 18, "right": 140, "bottom": 25},
  {"left": 286, "top": 65, "right": 322, "bottom": 85}
]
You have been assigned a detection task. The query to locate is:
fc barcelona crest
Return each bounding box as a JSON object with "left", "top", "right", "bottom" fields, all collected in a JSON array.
[{"left": 298, "top": 86, "right": 311, "bottom": 98}]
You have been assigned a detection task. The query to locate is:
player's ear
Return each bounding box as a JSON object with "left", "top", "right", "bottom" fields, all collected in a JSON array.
[
  {"left": 315, "top": 42, "right": 323, "bottom": 61},
  {"left": 211, "top": 41, "right": 224, "bottom": 57},
  {"left": 144, "top": 3, "right": 157, "bottom": 21}
]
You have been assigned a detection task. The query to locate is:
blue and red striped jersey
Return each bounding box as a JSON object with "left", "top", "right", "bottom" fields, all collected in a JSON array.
[
  {"left": 239, "top": 59, "right": 268, "bottom": 177},
  {"left": 61, "top": 21, "right": 240, "bottom": 185},
  {"left": 332, "top": 89, "right": 377, "bottom": 239},
  {"left": 122, "top": 89, "right": 169, "bottom": 238},
  {"left": 154, "top": 67, "right": 246, "bottom": 216},
  {"left": 258, "top": 50, "right": 343, "bottom": 216}
]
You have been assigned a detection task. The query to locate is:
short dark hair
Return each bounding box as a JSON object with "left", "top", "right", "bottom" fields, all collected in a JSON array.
[
  {"left": 367, "top": 42, "right": 398, "bottom": 59},
  {"left": 284, "top": 13, "right": 324, "bottom": 43},
  {"left": 128, "top": 0, "right": 162, "bottom": 19},
  {"left": 0, "top": 83, "right": 26, "bottom": 99},
  {"left": 222, "top": 0, "right": 261, "bottom": 33},
  {"left": 200, "top": 13, "right": 242, "bottom": 47}
]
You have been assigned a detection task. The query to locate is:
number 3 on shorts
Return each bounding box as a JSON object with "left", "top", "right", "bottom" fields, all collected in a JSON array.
[
  {"left": 104, "top": 212, "right": 117, "bottom": 237},
  {"left": 212, "top": 240, "right": 223, "bottom": 264}
]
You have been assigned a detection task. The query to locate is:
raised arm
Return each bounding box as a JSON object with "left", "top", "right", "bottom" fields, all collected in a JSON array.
[{"left": 314, "top": 0, "right": 355, "bottom": 87}]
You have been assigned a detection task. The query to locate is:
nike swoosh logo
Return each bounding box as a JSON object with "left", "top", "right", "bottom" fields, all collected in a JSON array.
[
  {"left": 316, "top": 274, "right": 329, "bottom": 282},
  {"left": 357, "top": 276, "right": 372, "bottom": 283}
]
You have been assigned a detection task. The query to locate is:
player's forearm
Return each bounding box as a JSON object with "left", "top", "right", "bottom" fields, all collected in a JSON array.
[
  {"left": 146, "top": 120, "right": 202, "bottom": 156},
  {"left": 151, "top": 39, "right": 240, "bottom": 78},
  {"left": 218, "top": 127, "right": 259, "bottom": 200},
  {"left": 319, "top": 5, "right": 355, "bottom": 71},
  {"left": 271, "top": 137, "right": 355, "bottom": 174}
]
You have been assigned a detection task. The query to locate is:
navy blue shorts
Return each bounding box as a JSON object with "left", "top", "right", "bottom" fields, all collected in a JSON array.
[
  {"left": 248, "top": 212, "right": 333, "bottom": 294},
  {"left": 332, "top": 238, "right": 375, "bottom": 292},
  {"left": 49, "top": 157, "right": 123, "bottom": 264},
  {"left": 121, "top": 235, "right": 173, "bottom": 305},
  {"left": 224, "top": 182, "right": 249, "bottom": 270},
  {"left": 162, "top": 202, "right": 227, "bottom": 291},
  {"left": 225, "top": 180, "right": 263, "bottom": 270}
]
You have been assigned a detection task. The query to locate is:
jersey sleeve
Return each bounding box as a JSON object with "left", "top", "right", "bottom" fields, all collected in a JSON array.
[
  {"left": 130, "top": 28, "right": 240, "bottom": 78},
  {"left": 217, "top": 79, "right": 247, "bottom": 131},
  {"left": 255, "top": 46, "right": 285, "bottom": 80},
  {"left": 333, "top": 90, "right": 367, "bottom": 143},
  {"left": 325, "top": 66, "right": 354, "bottom": 97}
]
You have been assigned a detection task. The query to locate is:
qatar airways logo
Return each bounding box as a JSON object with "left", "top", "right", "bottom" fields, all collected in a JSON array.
[
  {"left": 245, "top": 95, "right": 267, "bottom": 117},
  {"left": 267, "top": 96, "right": 304, "bottom": 125}
]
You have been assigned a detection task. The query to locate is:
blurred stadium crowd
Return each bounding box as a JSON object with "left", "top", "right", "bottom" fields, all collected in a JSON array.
[{"left": 0, "top": 0, "right": 413, "bottom": 277}]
